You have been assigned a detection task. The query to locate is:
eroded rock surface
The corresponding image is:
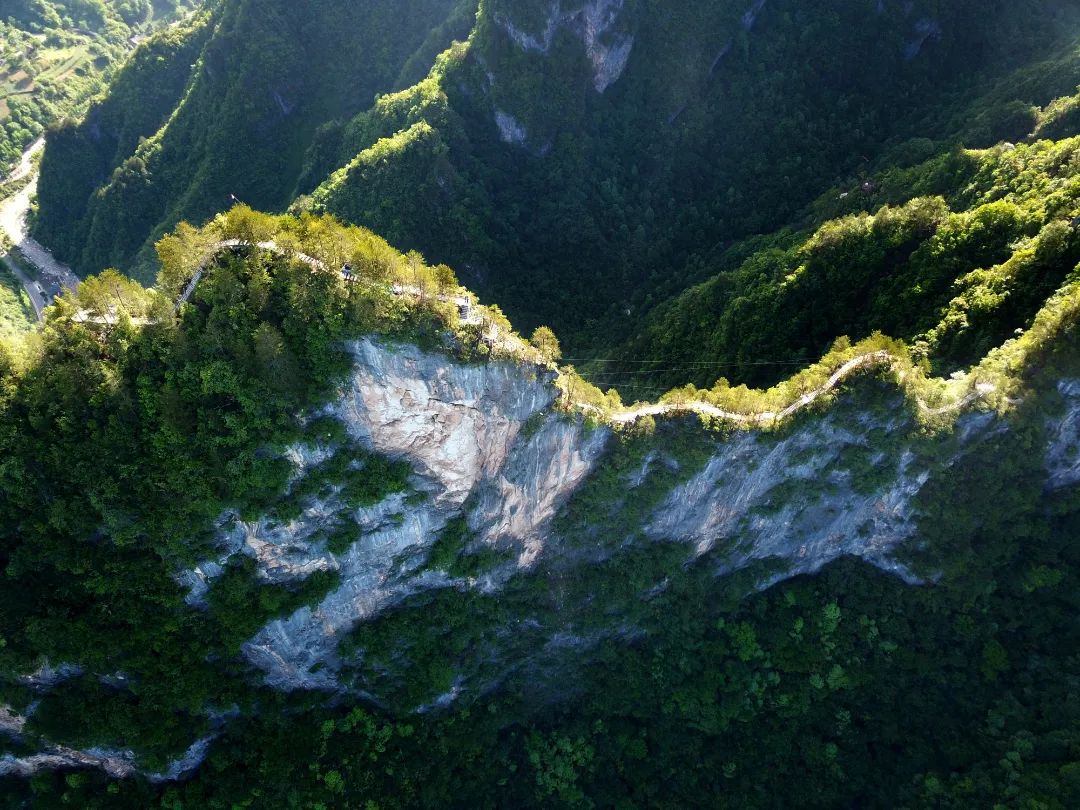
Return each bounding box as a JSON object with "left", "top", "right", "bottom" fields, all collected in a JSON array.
[
  {"left": 495, "top": 0, "right": 635, "bottom": 92},
  {"left": 1045, "top": 379, "right": 1080, "bottom": 490},
  {"left": 238, "top": 339, "right": 607, "bottom": 689},
  {"left": 228, "top": 341, "right": 1063, "bottom": 698},
  {"left": 16, "top": 338, "right": 1080, "bottom": 782}
]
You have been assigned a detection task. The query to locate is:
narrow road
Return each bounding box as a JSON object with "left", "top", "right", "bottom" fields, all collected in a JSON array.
[
  {"left": 2, "top": 137, "right": 43, "bottom": 185},
  {"left": 0, "top": 253, "right": 44, "bottom": 320},
  {"left": 0, "top": 140, "right": 80, "bottom": 322}
]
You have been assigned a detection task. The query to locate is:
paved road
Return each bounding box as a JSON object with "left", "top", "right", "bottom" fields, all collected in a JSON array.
[
  {"left": 0, "top": 141, "right": 80, "bottom": 322},
  {"left": 0, "top": 252, "right": 45, "bottom": 320}
]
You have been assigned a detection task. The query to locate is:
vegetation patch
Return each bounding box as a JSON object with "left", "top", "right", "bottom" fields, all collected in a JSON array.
[{"left": 207, "top": 556, "right": 342, "bottom": 653}]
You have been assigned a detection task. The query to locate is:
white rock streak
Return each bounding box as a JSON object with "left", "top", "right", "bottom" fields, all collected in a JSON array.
[{"left": 495, "top": 0, "right": 634, "bottom": 93}]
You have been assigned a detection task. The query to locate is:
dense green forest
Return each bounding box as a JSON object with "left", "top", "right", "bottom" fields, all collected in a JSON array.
[
  {"left": 34, "top": 0, "right": 1080, "bottom": 368},
  {"left": 31, "top": 0, "right": 478, "bottom": 277},
  {"left": 6, "top": 0, "right": 1080, "bottom": 806},
  {"left": 610, "top": 130, "right": 1080, "bottom": 395},
  {"left": 305, "top": 0, "right": 1080, "bottom": 368},
  {"left": 0, "top": 204, "right": 1079, "bottom": 807}
]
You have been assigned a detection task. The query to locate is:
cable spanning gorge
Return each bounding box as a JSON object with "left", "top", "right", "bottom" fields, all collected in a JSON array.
[{"left": 52, "top": 233, "right": 1006, "bottom": 432}]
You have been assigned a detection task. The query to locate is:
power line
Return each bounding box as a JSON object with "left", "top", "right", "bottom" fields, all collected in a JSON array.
[
  {"left": 563, "top": 357, "right": 810, "bottom": 367},
  {"left": 587, "top": 370, "right": 699, "bottom": 379}
]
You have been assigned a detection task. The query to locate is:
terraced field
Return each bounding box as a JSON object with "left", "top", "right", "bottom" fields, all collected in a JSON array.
[{"left": 0, "top": 2, "right": 203, "bottom": 170}]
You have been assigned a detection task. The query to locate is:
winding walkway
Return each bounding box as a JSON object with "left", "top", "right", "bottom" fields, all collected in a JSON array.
[
  {"left": 180, "top": 240, "right": 995, "bottom": 427},
  {"left": 177, "top": 239, "right": 480, "bottom": 318},
  {"left": 602, "top": 352, "right": 995, "bottom": 427}
]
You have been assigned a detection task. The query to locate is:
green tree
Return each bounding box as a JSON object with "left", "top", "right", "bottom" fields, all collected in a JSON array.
[{"left": 530, "top": 325, "right": 561, "bottom": 364}]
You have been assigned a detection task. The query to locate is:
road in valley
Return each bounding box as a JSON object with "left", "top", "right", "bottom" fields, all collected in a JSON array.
[
  {"left": 3, "top": 137, "right": 44, "bottom": 185},
  {"left": 0, "top": 140, "right": 81, "bottom": 322}
]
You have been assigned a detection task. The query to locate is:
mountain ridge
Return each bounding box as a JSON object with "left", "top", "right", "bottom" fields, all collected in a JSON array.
[
  {"left": 33, "top": 0, "right": 1080, "bottom": 357},
  {"left": 6, "top": 2, "right": 1080, "bottom": 804}
]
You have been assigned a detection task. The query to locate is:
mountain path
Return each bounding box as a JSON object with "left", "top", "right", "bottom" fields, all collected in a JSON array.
[{"left": 180, "top": 241, "right": 994, "bottom": 428}]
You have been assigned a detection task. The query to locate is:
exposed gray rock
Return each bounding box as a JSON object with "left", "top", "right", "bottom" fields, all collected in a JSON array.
[
  {"left": 495, "top": 110, "right": 528, "bottom": 146},
  {"left": 0, "top": 749, "right": 135, "bottom": 780},
  {"left": 645, "top": 417, "right": 924, "bottom": 584},
  {"left": 17, "top": 662, "right": 83, "bottom": 691},
  {"left": 0, "top": 720, "right": 211, "bottom": 783},
  {"left": 904, "top": 17, "right": 942, "bottom": 61},
  {"left": 742, "top": 0, "right": 768, "bottom": 31},
  {"left": 1045, "top": 379, "right": 1080, "bottom": 490},
  {"left": 495, "top": 0, "right": 634, "bottom": 92},
  {"left": 0, "top": 706, "right": 25, "bottom": 738},
  {"left": 175, "top": 339, "right": 1080, "bottom": 710},
  {"left": 240, "top": 339, "right": 605, "bottom": 690},
  {"left": 469, "top": 412, "right": 609, "bottom": 567},
  {"left": 146, "top": 737, "right": 215, "bottom": 783},
  {"left": 337, "top": 339, "right": 560, "bottom": 506}
]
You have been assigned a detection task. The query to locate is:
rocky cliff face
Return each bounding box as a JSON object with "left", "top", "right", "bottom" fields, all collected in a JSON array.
[
  {"left": 9, "top": 339, "right": 1080, "bottom": 780},
  {"left": 1044, "top": 379, "right": 1080, "bottom": 490},
  {"left": 210, "top": 339, "right": 608, "bottom": 691},
  {"left": 0, "top": 731, "right": 211, "bottom": 783},
  {"left": 172, "top": 341, "right": 1077, "bottom": 708}
]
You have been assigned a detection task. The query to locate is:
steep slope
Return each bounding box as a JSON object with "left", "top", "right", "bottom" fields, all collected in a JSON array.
[
  {"left": 1, "top": 210, "right": 1080, "bottom": 806},
  {"left": 607, "top": 123, "right": 1080, "bottom": 394},
  {"left": 304, "top": 0, "right": 1080, "bottom": 352},
  {"left": 31, "top": 10, "right": 215, "bottom": 262},
  {"left": 0, "top": 0, "right": 201, "bottom": 170},
  {"left": 32, "top": 0, "right": 1080, "bottom": 348},
  {"left": 5, "top": 4, "right": 1080, "bottom": 805},
  {"left": 31, "top": 0, "right": 476, "bottom": 280}
]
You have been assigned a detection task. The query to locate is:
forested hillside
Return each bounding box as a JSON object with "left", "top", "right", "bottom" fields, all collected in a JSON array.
[
  {"left": 7, "top": 2, "right": 1080, "bottom": 805},
  {"left": 306, "top": 0, "right": 1080, "bottom": 358},
  {"left": 31, "top": 0, "right": 477, "bottom": 278},
  {"left": 35, "top": 0, "right": 1080, "bottom": 362},
  {"left": 1, "top": 206, "right": 1080, "bottom": 807},
  {"left": 608, "top": 128, "right": 1080, "bottom": 394}
]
